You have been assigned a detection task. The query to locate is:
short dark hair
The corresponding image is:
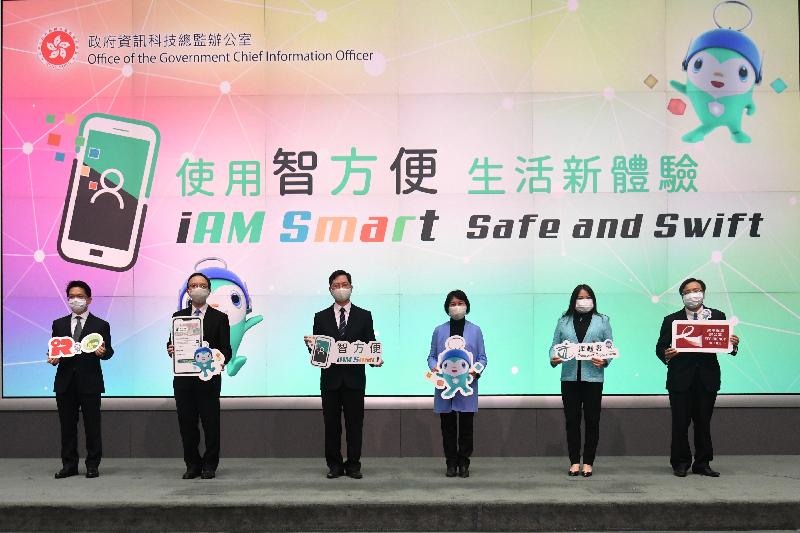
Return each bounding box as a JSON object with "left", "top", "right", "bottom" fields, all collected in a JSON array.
[
  {"left": 187, "top": 272, "right": 211, "bottom": 288},
  {"left": 562, "top": 284, "right": 598, "bottom": 317},
  {"left": 679, "top": 278, "right": 706, "bottom": 295},
  {"left": 444, "top": 289, "right": 470, "bottom": 315},
  {"left": 329, "top": 270, "right": 352, "bottom": 286},
  {"left": 66, "top": 280, "right": 91, "bottom": 298}
]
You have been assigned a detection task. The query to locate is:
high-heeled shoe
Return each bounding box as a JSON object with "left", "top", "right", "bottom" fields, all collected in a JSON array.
[
  {"left": 581, "top": 466, "right": 593, "bottom": 477},
  {"left": 568, "top": 466, "right": 580, "bottom": 477}
]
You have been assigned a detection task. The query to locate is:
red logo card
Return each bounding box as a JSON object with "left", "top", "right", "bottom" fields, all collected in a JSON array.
[{"left": 672, "top": 320, "right": 733, "bottom": 353}]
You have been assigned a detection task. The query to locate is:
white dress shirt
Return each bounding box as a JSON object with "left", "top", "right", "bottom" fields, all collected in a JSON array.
[
  {"left": 71, "top": 310, "right": 90, "bottom": 338},
  {"left": 333, "top": 301, "right": 351, "bottom": 327}
]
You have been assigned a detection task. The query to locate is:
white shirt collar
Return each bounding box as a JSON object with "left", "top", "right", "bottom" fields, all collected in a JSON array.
[
  {"left": 71, "top": 310, "right": 90, "bottom": 321},
  {"left": 334, "top": 301, "right": 351, "bottom": 312},
  {"left": 685, "top": 305, "right": 705, "bottom": 319},
  {"left": 334, "top": 301, "right": 351, "bottom": 319},
  {"left": 191, "top": 304, "right": 209, "bottom": 317}
]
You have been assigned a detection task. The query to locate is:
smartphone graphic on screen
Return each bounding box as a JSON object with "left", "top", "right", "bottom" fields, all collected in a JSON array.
[
  {"left": 58, "top": 114, "right": 160, "bottom": 271},
  {"left": 312, "top": 337, "right": 332, "bottom": 367}
]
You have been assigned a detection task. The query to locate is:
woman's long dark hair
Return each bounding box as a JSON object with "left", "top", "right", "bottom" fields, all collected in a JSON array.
[{"left": 561, "top": 284, "right": 599, "bottom": 318}]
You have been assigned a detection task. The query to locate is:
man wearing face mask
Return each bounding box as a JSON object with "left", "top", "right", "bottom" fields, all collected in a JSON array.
[
  {"left": 48, "top": 280, "right": 114, "bottom": 479},
  {"left": 303, "top": 270, "right": 378, "bottom": 479},
  {"left": 656, "top": 278, "right": 740, "bottom": 478},
  {"left": 167, "top": 272, "right": 232, "bottom": 480}
]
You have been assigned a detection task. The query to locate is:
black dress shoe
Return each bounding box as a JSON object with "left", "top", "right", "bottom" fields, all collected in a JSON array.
[
  {"left": 85, "top": 467, "right": 99, "bottom": 478},
  {"left": 692, "top": 465, "right": 720, "bottom": 477},
  {"left": 182, "top": 468, "right": 201, "bottom": 480},
  {"left": 673, "top": 468, "right": 688, "bottom": 477},
  {"left": 446, "top": 465, "right": 458, "bottom": 477},
  {"left": 581, "top": 470, "right": 592, "bottom": 478},
  {"left": 458, "top": 465, "right": 470, "bottom": 478},
  {"left": 326, "top": 467, "right": 344, "bottom": 479},
  {"left": 568, "top": 469, "right": 580, "bottom": 477},
  {"left": 345, "top": 468, "right": 363, "bottom": 479},
  {"left": 54, "top": 467, "right": 78, "bottom": 479},
  {"left": 201, "top": 469, "right": 216, "bottom": 479}
]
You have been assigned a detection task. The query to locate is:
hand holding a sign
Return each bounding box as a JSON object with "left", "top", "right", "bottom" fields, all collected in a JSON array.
[
  {"left": 664, "top": 347, "right": 679, "bottom": 362},
  {"left": 426, "top": 336, "right": 484, "bottom": 399},
  {"left": 551, "top": 340, "right": 619, "bottom": 364},
  {"left": 80, "top": 333, "right": 104, "bottom": 357}
]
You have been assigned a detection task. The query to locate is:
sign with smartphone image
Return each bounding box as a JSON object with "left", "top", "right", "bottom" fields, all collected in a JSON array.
[
  {"left": 307, "top": 335, "right": 383, "bottom": 368},
  {"left": 57, "top": 113, "right": 160, "bottom": 271},
  {"left": 310, "top": 336, "right": 333, "bottom": 368}
]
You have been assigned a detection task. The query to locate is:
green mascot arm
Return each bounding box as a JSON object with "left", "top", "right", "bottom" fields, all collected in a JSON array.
[
  {"left": 244, "top": 315, "right": 264, "bottom": 332},
  {"left": 745, "top": 97, "right": 756, "bottom": 116},
  {"left": 670, "top": 80, "right": 687, "bottom": 94}
]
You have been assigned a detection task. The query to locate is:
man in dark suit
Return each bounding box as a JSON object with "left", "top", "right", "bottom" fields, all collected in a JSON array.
[
  {"left": 304, "top": 270, "right": 380, "bottom": 479},
  {"left": 655, "top": 278, "right": 739, "bottom": 478},
  {"left": 48, "top": 280, "right": 113, "bottom": 479},
  {"left": 167, "top": 272, "right": 231, "bottom": 480}
]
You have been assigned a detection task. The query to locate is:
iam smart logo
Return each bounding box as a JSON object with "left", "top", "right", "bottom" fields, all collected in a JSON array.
[{"left": 38, "top": 27, "right": 78, "bottom": 68}]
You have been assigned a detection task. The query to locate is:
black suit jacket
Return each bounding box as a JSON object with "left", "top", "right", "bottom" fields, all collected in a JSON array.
[
  {"left": 312, "top": 304, "right": 375, "bottom": 390},
  {"left": 655, "top": 307, "right": 729, "bottom": 392},
  {"left": 169, "top": 306, "right": 232, "bottom": 391},
  {"left": 51, "top": 313, "right": 114, "bottom": 394}
]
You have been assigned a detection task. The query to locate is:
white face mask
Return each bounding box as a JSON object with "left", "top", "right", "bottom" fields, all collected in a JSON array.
[
  {"left": 448, "top": 305, "right": 467, "bottom": 321},
  {"left": 330, "top": 287, "right": 352, "bottom": 303},
  {"left": 682, "top": 291, "right": 704, "bottom": 309},
  {"left": 68, "top": 297, "right": 87, "bottom": 313},
  {"left": 575, "top": 299, "right": 594, "bottom": 313},
  {"left": 188, "top": 287, "right": 210, "bottom": 305}
]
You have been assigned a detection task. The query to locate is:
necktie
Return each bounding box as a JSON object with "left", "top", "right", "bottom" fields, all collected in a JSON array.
[
  {"left": 693, "top": 312, "right": 698, "bottom": 320},
  {"left": 194, "top": 308, "right": 202, "bottom": 317},
  {"left": 338, "top": 308, "right": 347, "bottom": 337},
  {"left": 73, "top": 316, "right": 83, "bottom": 341}
]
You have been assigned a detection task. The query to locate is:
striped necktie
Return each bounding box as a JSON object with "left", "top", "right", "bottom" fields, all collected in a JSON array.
[{"left": 338, "top": 307, "right": 347, "bottom": 337}]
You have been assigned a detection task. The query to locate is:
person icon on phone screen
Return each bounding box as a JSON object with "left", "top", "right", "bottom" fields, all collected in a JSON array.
[{"left": 90, "top": 168, "right": 125, "bottom": 210}]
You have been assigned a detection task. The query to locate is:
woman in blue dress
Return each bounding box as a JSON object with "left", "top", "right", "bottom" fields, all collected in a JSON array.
[{"left": 427, "top": 290, "right": 488, "bottom": 478}]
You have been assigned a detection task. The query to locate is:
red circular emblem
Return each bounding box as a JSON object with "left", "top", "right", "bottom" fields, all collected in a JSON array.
[{"left": 38, "top": 28, "right": 78, "bottom": 68}]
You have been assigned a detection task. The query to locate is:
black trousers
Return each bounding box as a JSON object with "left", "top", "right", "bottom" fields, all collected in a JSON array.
[
  {"left": 321, "top": 386, "right": 364, "bottom": 469},
  {"left": 174, "top": 385, "right": 221, "bottom": 470},
  {"left": 668, "top": 374, "right": 717, "bottom": 469},
  {"left": 440, "top": 411, "right": 474, "bottom": 467},
  {"left": 561, "top": 380, "right": 603, "bottom": 465},
  {"left": 55, "top": 381, "right": 102, "bottom": 469}
]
